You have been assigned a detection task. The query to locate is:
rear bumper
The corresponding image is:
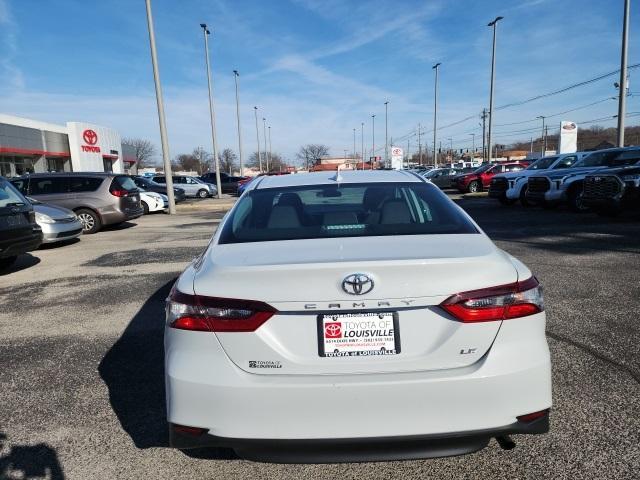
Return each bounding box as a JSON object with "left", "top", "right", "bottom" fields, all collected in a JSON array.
[
  {"left": 100, "top": 206, "right": 144, "bottom": 225},
  {"left": 165, "top": 314, "right": 552, "bottom": 458},
  {"left": 170, "top": 414, "right": 550, "bottom": 462}
]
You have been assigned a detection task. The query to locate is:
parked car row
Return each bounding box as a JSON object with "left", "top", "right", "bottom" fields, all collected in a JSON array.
[{"left": 488, "top": 146, "right": 640, "bottom": 215}]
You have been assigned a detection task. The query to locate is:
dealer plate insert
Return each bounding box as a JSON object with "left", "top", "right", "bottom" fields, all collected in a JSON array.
[{"left": 317, "top": 312, "right": 401, "bottom": 357}]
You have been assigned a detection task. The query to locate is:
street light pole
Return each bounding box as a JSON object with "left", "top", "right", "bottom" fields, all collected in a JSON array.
[
  {"left": 384, "top": 101, "right": 389, "bottom": 168},
  {"left": 371, "top": 114, "right": 376, "bottom": 164},
  {"left": 418, "top": 123, "right": 422, "bottom": 166},
  {"left": 233, "top": 70, "right": 244, "bottom": 176},
  {"left": 353, "top": 128, "right": 356, "bottom": 159},
  {"left": 432, "top": 63, "right": 441, "bottom": 167},
  {"left": 361, "top": 122, "right": 365, "bottom": 170},
  {"left": 537, "top": 115, "right": 546, "bottom": 157},
  {"left": 268, "top": 125, "right": 272, "bottom": 172},
  {"left": 200, "top": 23, "right": 222, "bottom": 198},
  {"left": 254, "top": 106, "right": 262, "bottom": 172},
  {"left": 617, "top": 0, "right": 630, "bottom": 147},
  {"left": 470, "top": 133, "right": 476, "bottom": 159},
  {"left": 144, "top": 0, "right": 175, "bottom": 213},
  {"left": 487, "top": 16, "right": 503, "bottom": 163},
  {"left": 262, "top": 117, "right": 268, "bottom": 172},
  {"left": 448, "top": 137, "right": 453, "bottom": 162}
]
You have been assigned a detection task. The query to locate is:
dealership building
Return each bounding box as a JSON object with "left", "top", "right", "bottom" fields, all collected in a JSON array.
[{"left": 0, "top": 113, "right": 137, "bottom": 178}]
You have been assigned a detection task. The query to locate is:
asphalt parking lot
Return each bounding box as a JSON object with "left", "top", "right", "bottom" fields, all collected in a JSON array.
[{"left": 1, "top": 196, "right": 639, "bottom": 479}]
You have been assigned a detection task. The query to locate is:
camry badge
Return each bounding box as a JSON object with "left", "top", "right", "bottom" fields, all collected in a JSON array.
[{"left": 342, "top": 273, "right": 374, "bottom": 295}]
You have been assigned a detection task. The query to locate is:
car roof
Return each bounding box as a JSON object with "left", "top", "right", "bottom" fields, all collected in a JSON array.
[
  {"left": 252, "top": 170, "right": 423, "bottom": 190},
  {"left": 19, "top": 172, "right": 118, "bottom": 178}
]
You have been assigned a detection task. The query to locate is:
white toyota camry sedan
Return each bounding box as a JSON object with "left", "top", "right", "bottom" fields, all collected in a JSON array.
[{"left": 165, "top": 170, "right": 551, "bottom": 463}]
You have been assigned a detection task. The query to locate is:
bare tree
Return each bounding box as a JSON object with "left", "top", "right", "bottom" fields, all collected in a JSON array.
[
  {"left": 219, "top": 148, "right": 237, "bottom": 174},
  {"left": 247, "top": 151, "right": 289, "bottom": 172},
  {"left": 172, "top": 148, "right": 211, "bottom": 174},
  {"left": 296, "top": 144, "right": 330, "bottom": 170},
  {"left": 122, "top": 138, "right": 156, "bottom": 167}
]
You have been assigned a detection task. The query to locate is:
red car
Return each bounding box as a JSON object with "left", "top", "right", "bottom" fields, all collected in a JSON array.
[{"left": 454, "top": 162, "right": 529, "bottom": 193}]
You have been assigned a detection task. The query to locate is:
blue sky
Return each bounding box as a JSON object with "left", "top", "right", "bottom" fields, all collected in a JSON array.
[{"left": 0, "top": 0, "right": 638, "bottom": 162}]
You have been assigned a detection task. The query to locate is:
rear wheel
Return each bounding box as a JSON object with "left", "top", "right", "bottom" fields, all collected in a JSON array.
[
  {"left": 76, "top": 208, "right": 102, "bottom": 234},
  {"left": 467, "top": 181, "right": 480, "bottom": 193},
  {"left": 197, "top": 189, "right": 209, "bottom": 199},
  {"left": 0, "top": 256, "right": 17, "bottom": 270},
  {"left": 141, "top": 201, "right": 150, "bottom": 215}
]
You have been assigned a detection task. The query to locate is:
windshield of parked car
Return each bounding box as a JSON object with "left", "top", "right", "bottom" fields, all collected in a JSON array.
[
  {"left": 576, "top": 149, "right": 640, "bottom": 168},
  {"left": 219, "top": 182, "right": 478, "bottom": 244},
  {"left": 527, "top": 156, "right": 558, "bottom": 170},
  {"left": 0, "top": 179, "right": 28, "bottom": 207}
]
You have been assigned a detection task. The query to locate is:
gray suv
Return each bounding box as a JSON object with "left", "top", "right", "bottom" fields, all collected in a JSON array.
[
  {"left": 152, "top": 175, "right": 217, "bottom": 198},
  {"left": 11, "top": 173, "right": 143, "bottom": 234}
]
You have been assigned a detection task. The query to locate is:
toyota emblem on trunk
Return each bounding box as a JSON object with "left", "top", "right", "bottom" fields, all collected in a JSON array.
[{"left": 342, "top": 273, "right": 374, "bottom": 295}]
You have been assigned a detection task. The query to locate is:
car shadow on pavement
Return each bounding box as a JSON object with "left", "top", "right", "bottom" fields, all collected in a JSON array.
[
  {"left": 0, "top": 432, "right": 64, "bottom": 480},
  {"left": 98, "top": 278, "right": 174, "bottom": 449},
  {"left": 0, "top": 253, "right": 40, "bottom": 276},
  {"left": 98, "top": 278, "right": 239, "bottom": 460}
]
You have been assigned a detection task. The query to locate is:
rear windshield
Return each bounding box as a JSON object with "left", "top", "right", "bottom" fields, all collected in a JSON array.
[
  {"left": 219, "top": 182, "right": 478, "bottom": 244},
  {"left": 472, "top": 164, "right": 493, "bottom": 174},
  {"left": 0, "top": 179, "right": 27, "bottom": 208},
  {"left": 577, "top": 149, "right": 640, "bottom": 168},
  {"left": 113, "top": 176, "right": 139, "bottom": 191}
]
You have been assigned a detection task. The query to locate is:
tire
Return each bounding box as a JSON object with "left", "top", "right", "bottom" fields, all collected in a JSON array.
[
  {"left": 467, "top": 181, "right": 480, "bottom": 193},
  {"left": 141, "top": 201, "right": 150, "bottom": 215},
  {"left": 568, "top": 184, "right": 589, "bottom": 213},
  {"left": 519, "top": 185, "right": 531, "bottom": 207},
  {"left": 0, "top": 256, "right": 17, "bottom": 270},
  {"left": 498, "top": 195, "right": 517, "bottom": 206},
  {"left": 76, "top": 208, "right": 102, "bottom": 234},
  {"left": 197, "top": 189, "right": 209, "bottom": 199}
]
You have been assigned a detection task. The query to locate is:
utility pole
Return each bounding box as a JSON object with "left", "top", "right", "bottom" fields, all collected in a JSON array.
[
  {"left": 233, "top": 70, "right": 243, "bottom": 176},
  {"left": 537, "top": 116, "right": 546, "bottom": 157},
  {"left": 371, "top": 114, "right": 376, "bottom": 164},
  {"left": 418, "top": 123, "right": 422, "bottom": 166},
  {"left": 530, "top": 137, "right": 533, "bottom": 153},
  {"left": 200, "top": 23, "right": 222, "bottom": 198},
  {"left": 361, "top": 122, "right": 365, "bottom": 170},
  {"left": 481, "top": 109, "right": 488, "bottom": 162},
  {"left": 262, "top": 117, "right": 268, "bottom": 172},
  {"left": 617, "top": 0, "right": 630, "bottom": 147},
  {"left": 144, "top": 0, "right": 175, "bottom": 213},
  {"left": 384, "top": 101, "right": 389, "bottom": 168},
  {"left": 254, "top": 106, "right": 262, "bottom": 172},
  {"left": 487, "top": 16, "right": 504, "bottom": 163},
  {"left": 268, "top": 125, "right": 272, "bottom": 171},
  {"left": 432, "top": 63, "right": 441, "bottom": 167},
  {"left": 407, "top": 139, "right": 410, "bottom": 168}
]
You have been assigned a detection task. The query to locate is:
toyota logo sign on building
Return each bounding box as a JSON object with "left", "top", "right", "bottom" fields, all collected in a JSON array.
[
  {"left": 83, "top": 129, "right": 98, "bottom": 145},
  {"left": 341, "top": 273, "right": 374, "bottom": 295}
]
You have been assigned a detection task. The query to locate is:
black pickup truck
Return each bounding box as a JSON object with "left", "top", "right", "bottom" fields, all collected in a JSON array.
[
  {"left": 0, "top": 176, "right": 43, "bottom": 270},
  {"left": 583, "top": 165, "right": 640, "bottom": 215}
]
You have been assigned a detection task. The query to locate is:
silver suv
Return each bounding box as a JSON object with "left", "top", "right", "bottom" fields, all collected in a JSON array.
[
  {"left": 11, "top": 173, "right": 143, "bottom": 234},
  {"left": 152, "top": 175, "right": 217, "bottom": 198}
]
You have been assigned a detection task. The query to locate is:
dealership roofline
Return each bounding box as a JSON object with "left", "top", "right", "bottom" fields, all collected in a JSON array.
[{"left": 0, "top": 113, "right": 68, "bottom": 134}]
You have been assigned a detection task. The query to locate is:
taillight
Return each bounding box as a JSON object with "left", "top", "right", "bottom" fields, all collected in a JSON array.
[
  {"left": 517, "top": 409, "right": 549, "bottom": 423},
  {"left": 440, "top": 277, "right": 543, "bottom": 323},
  {"left": 110, "top": 188, "right": 128, "bottom": 197},
  {"left": 166, "top": 288, "right": 277, "bottom": 332}
]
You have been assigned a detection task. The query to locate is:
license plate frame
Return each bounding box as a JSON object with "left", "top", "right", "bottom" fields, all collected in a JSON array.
[{"left": 317, "top": 312, "right": 401, "bottom": 358}]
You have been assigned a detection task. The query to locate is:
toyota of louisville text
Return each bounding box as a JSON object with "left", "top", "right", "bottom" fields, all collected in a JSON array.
[{"left": 164, "top": 170, "right": 551, "bottom": 463}]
